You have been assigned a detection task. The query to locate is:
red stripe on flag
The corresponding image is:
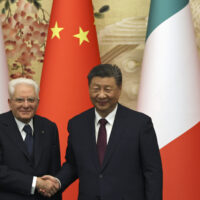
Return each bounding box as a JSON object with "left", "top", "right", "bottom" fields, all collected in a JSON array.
[{"left": 161, "top": 122, "right": 200, "bottom": 200}]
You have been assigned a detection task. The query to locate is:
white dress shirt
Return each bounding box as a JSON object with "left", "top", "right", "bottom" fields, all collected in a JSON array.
[
  {"left": 14, "top": 118, "right": 36, "bottom": 195},
  {"left": 95, "top": 104, "right": 118, "bottom": 144}
]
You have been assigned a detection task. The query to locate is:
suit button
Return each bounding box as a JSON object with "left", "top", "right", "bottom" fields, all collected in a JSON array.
[
  {"left": 96, "top": 196, "right": 101, "bottom": 200},
  {"left": 99, "top": 174, "right": 103, "bottom": 178}
]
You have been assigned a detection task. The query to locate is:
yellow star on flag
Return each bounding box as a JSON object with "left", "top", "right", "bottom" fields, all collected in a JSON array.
[
  {"left": 74, "top": 27, "right": 89, "bottom": 45},
  {"left": 51, "top": 21, "right": 64, "bottom": 39}
]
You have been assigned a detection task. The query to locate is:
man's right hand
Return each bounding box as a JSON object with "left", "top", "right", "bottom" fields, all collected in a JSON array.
[{"left": 36, "top": 175, "right": 60, "bottom": 197}]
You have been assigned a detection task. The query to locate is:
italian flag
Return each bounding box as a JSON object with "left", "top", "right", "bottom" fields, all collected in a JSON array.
[
  {"left": 0, "top": 22, "right": 9, "bottom": 114},
  {"left": 137, "top": 0, "right": 200, "bottom": 199}
]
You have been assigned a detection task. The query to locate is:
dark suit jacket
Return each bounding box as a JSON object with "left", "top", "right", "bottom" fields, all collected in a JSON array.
[
  {"left": 56, "top": 104, "right": 163, "bottom": 200},
  {"left": 0, "top": 111, "right": 62, "bottom": 200}
]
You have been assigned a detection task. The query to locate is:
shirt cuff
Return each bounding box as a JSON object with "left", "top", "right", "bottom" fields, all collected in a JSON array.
[
  {"left": 31, "top": 176, "right": 37, "bottom": 195},
  {"left": 55, "top": 177, "right": 61, "bottom": 189}
]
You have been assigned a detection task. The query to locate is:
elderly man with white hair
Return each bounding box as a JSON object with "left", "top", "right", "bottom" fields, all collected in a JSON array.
[{"left": 0, "top": 78, "right": 62, "bottom": 200}]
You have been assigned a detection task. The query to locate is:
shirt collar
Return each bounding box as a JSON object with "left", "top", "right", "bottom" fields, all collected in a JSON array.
[
  {"left": 14, "top": 117, "right": 34, "bottom": 133},
  {"left": 95, "top": 104, "right": 118, "bottom": 126}
]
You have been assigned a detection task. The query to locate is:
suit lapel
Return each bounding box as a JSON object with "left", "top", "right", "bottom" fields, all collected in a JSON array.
[
  {"left": 87, "top": 109, "right": 101, "bottom": 171},
  {"left": 101, "top": 104, "right": 124, "bottom": 170},
  {"left": 83, "top": 105, "right": 125, "bottom": 171},
  {"left": 3, "top": 111, "right": 30, "bottom": 160}
]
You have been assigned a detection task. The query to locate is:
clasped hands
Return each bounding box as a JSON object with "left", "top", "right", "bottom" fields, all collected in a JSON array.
[{"left": 36, "top": 175, "right": 60, "bottom": 197}]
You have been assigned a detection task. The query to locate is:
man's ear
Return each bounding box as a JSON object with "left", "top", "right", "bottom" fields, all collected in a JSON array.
[
  {"left": 8, "top": 99, "right": 11, "bottom": 109},
  {"left": 118, "top": 84, "right": 122, "bottom": 90}
]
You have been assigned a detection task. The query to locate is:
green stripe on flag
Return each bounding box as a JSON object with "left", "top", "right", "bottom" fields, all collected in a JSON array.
[{"left": 146, "top": 0, "right": 188, "bottom": 39}]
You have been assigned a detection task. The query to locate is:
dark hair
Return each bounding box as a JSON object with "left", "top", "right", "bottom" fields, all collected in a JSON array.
[{"left": 87, "top": 64, "right": 122, "bottom": 87}]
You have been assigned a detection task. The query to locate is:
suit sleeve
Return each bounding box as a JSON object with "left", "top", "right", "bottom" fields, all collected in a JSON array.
[
  {"left": 48, "top": 123, "right": 61, "bottom": 174},
  {"left": 0, "top": 146, "right": 33, "bottom": 195},
  {"left": 56, "top": 119, "right": 78, "bottom": 191},
  {"left": 47, "top": 123, "right": 62, "bottom": 200},
  {"left": 139, "top": 117, "right": 163, "bottom": 200}
]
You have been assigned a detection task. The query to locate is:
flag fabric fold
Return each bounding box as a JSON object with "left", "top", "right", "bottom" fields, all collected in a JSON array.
[
  {"left": 0, "top": 22, "right": 9, "bottom": 113},
  {"left": 37, "top": 0, "right": 100, "bottom": 199},
  {"left": 137, "top": 0, "right": 200, "bottom": 199}
]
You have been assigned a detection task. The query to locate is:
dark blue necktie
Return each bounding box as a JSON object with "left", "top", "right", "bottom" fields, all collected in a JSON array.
[
  {"left": 97, "top": 119, "right": 107, "bottom": 166},
  {"left": 23, "top": 124, "right": 33, "bottom": 156}
]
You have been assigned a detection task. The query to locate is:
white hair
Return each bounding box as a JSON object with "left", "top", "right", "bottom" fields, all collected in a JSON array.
[{"left": 8, "top": 78, "right": 39, "bottom": 98}]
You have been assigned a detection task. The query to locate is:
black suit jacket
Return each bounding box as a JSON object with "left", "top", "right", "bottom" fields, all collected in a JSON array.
[
  {"left": 56, "top": 104, "right": 163, "bottom": 200},
  {"left": 0, "top": 111, "right": 62, "bottom": 200}
]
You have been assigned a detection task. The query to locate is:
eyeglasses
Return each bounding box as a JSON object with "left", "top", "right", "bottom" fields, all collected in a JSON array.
[{"left": 12, "top": 97, "right": 39, "bottom": 104}]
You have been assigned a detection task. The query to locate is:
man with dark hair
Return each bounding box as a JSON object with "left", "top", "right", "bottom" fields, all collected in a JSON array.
[
  {"left": 41, "top": 64, "right": 163, "bottom": 200},
  {"left": 87, "top": 64, "right": 122, "bottom": 86}
]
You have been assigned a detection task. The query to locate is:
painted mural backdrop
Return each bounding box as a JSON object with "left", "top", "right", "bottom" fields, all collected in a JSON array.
[
  {"left": 0, "top": 0, "right": 52, "bottom": 83},
  {"left": 0, "top": 0, "right": 199, "bottom": 109}
]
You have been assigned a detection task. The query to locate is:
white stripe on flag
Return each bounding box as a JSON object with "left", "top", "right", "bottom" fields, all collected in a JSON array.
[{"left": 137, "top": 4, "right": 200, "bottom": 148}]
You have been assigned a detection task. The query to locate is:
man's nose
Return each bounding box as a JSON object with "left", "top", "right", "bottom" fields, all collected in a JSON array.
[
  {"left": 98, "top": 89, "right": 106, "bottom": 98},
  {"left": 22, "top": 100, "right": 29, "bottom": 107}
]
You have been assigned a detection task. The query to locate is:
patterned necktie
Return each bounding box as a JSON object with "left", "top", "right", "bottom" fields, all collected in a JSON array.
[
  {"left": 23, "top": 124, "right": 33, "bottom": 156},
  {"left": 97, "top": 119, "right": 107, "bottom": 166}
]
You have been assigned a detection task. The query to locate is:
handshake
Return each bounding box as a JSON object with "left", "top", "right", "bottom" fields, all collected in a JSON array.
[{"left": 36, "top": 175, "right": 60, "bottom": 197}]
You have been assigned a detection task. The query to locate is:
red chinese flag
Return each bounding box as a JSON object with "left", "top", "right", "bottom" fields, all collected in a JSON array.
[{"left": 37, "top": 0, "right": 101, "bottom": 199}]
